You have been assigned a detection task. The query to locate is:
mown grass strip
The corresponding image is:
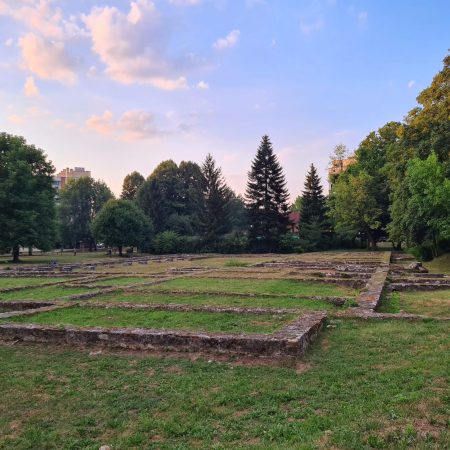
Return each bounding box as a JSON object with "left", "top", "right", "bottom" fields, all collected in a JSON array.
[{"left": 1, "top": 305, "right": 296, "bottom": 334}]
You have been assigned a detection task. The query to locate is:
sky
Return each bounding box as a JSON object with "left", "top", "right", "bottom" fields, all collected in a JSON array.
[{"left": 0, "top": 0, "right": 449, "bottom": 199}]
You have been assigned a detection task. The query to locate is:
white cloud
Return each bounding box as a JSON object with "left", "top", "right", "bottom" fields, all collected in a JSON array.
[
  {"left": 18, "top": 33, "right": 77, "bottom": 85},
  {"left": 4, "top": 37, "right": 14, "bottom": 47},
  {"left": 86, "top": 110, "right": 115, "bottom": 135},
  {"left": 300, "top": 18, "right": 324, "bottom": 35},
  {"left": 358, "top": 11, "right": 368, "bottom": 26},
  {"left": 24, "top": 76, "right": 39, "bottom": 97},
  {"left": 408, "top": 80, "right": 416, "bottom": 89},
  {"left": 86, "top": 109, "right": 161, "bottom": 141},
  {"left": 169, "top": 0, "right": 201, "bottom": 5},
  {"left": 213, "top": 29, "right": 240, "bottom": 50},
  {"left": 7, "top": 105, "right": 50, "bottom": 124},
  {"left": 7, "top": 114, "right": 25, "bottom": 125},
  {"left": 82, "top": 0, "right": 194, "bottom": 89},
  {"left": 0, "top": 0, "right": 64, "bottom": 39},
  {"left": 196, "top": 80, "right": 209, "bottom": 90}
]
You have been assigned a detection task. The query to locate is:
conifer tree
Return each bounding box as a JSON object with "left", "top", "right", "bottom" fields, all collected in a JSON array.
[
  {"left": 246, "top": 135, "right": 289, "bottom": 251},
  {"left": 199, "top": 154, "right": 231, "bottom": 246},
  {"left": 300, "top": 164, "right": 326, "bottom": 224},
  {"left": 298, "top": 164, "right": 328, "bottom": 251}
]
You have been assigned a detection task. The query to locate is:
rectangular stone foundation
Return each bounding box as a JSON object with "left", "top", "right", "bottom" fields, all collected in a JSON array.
[{"left": 0, "top": 312, "right": 326, "bottom": 357}]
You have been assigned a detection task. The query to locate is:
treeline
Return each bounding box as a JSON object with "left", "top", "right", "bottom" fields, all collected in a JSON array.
[
  {"left": 0, "top": 53, "right": 448, "bottom": 261},
  {"left": 329, "top": 52, "right": 449, "bottom": 259}
]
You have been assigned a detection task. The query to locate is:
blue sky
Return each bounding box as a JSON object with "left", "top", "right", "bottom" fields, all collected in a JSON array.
[{"left": 0, "top": 0, "right": 448, "bottom": 198}]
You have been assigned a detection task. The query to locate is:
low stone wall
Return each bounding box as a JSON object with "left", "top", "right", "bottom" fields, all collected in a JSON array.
[{"left": 0, "top": 311, "right": 326, "bottom": 357}]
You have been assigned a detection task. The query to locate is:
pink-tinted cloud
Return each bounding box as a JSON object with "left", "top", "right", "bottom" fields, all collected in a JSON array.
[
  {"left": 19, "top": 33, "right": 77, "bottom": 85},
  {"left": 24, "top": 76, "right": 39, "bottom": 97}
]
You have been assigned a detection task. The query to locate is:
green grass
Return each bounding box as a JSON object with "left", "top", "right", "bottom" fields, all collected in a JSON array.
[
  {"left": 92, "top": 290, "right": 344, "bottom": 310},
  {"left": 379, "top": 290, "right": 450, "bottom": 317},
  {"left": 85, "top": 277, "right": 154, "bottom": 287},
  {"left": 0, "top": 319, "right": 448, "bottom": 449},
  {"left": 2, "top": 306, "right": 295, "bottom": 334},
  {"left": 0, "top": 277, "right": 73, "bottom": 288},
  {"left": 0, "top": 286, "right": 93, "bottom": 302},
  {"left": 425, "top": 253, "right": 450, "bottom": 275},
  {"left": 224, "top": 259, "right": 249, "bottom": 268},
  {"left": 150, "top": 277, "right": 357, "bottom": 297},
  {"left": 0, "top": 252, "right": 112, "bottom": 265}
]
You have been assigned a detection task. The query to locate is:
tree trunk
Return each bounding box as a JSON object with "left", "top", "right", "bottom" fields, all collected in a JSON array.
[
  {"left": 12, "top": 245, "right": 20, "bottom": 263},
  {"left": 28, "top": 246, "right": 33, "bottom": 256},
  {"left": 118, "top": 245, "right": 123, "bottom": 257}
]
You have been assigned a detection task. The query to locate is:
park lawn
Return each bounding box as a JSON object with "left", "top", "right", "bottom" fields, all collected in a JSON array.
[
  {"left": 379, "top": 290, "right": 450, "bottom": 317},
  {"left": 149, "top": 277, "right": 357, "bottom": 297},
  {"left": 0, "top": 319, "right": 448, "bottom": 449},
  {"left": 0, "top": 286, "right": 94, "bottom": 302},
  {"left": 2, "top": 306, "right": 295, "bottom": 334},
  {"left": 0, "top": 277, "right": 74, "bottom": 289},
  {"left": 92, "top": 290, "right": 345, "bottom": 311}
]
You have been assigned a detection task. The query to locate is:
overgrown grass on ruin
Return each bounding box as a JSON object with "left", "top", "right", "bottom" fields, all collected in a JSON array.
[
  {"left": 0, "top": 277, "right": 74, "bottom": 288},
  {"left": 0, "top": 319, "right": 448, "bottom": 449},
  {"left": 1, "top": 306, "right": 295, "bottom": 334},
  {"left": 91, "top": 290, "right": 346, "bottom": 310},
  {"left": 149, "top": 277, "right": 358, "bottom": 297},
  {"left": 379, "top": 290, "right": 450, "bottom": 317},
  {"left": 0, "top": 286, "right": 93, "bottom": 302}
]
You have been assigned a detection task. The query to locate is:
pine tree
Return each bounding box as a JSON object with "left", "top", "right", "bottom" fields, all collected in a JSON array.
[
  {"left": 299, "top": 164, "right": 328, "bottom": 250},
  {"left": 300, "top": 164, "right": 326, "bottom": 224},
  {"left": 200, "top": 154, "right": 231, "bottom": 246},
  {"left": 246, "top": 135, "right": 289, "bottom": 251}
]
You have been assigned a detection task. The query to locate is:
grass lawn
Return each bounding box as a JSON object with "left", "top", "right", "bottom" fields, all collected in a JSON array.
[
  {"left": 92, "top": 290, "right": 346, "bottom": 311},
  {"left": 0, "top": 277, "right": 74, "bottom": 289},
  {"left": 0, "top": 286, "right": 94, "bottom": 302},
  {"left": 1, "top": 306, "right": 295, "bottom": 334},
  {"left": 86, "top": 277, "right": 156, "bottom": 287},
  {"left": 150, "top": 277, "right": 357, "bottom": 297},
  {"left": 0, "top": 319, "right": 448, "bottom": 449},
  {"left": 0, "top": 252, "right": 112, "bottom": 265},
  {"left": 379, "top": 290, "right": 450, "bottom": 317}
]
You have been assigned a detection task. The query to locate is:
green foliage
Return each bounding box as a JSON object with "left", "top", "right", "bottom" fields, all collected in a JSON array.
[
  {"left": 91, "top": 199, "right": 153, "bottom": 256},
  {"left": 223, "top": 259, "right": 249, "bottom": 267},
  {"left": 199, "top": 154, "right": 232, "bottom": 246},
  {"left": 329, "top": 171, "right": 382, "bottom": 249},
  {"left": 58, "top": 177, "right": 114, "bottom": 249},
  {"left": 278, "top": 233, "right": 302, "bottom": 253},
  {"left": 137, "top": 160, "right": 203, "bottom": 234},
  {"left": 246, "top": 135, "right": 289, "bottom": 252},
  {"left": 152, "top": 230, "right": 181, "bottom": 254},
  {"left": 0, "top": 132, "right": 56, "bottom": 261},
  {"left": 120, "top": 171, "right": 145, "bottom": 200},
  {"left": 298, "top": 164, "right": 329, "bottom": 251},
  {"left": 389, "top": 153, "right": 450, "bottom": 258}
]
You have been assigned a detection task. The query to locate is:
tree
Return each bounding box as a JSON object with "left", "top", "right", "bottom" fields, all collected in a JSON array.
[
  {"left": 388, "top": 153, "right": 450, "bottom": 258},
  {"left": 91, "top": 199, "right": 153, "bottom": 256},
  {"left": 246, "top": 135, "right": 289, "bottom": 251},
  {"left": 121, "top": 171, "right": 145, "bottom": 200},
  {"left": 58, "top": 177, "right": 114, "bottom": 250},
  {"left": 199, "top": 154, "right": 232, "bottom": 246},
  {"left": 329, "top": 171, "right": 382, "bottom": 250},
  {"left": 298, "top": 164, "right": 328, "bottom": 251},
  {"left": 0, "top": 133, "right": 57, "bottom": 262}
]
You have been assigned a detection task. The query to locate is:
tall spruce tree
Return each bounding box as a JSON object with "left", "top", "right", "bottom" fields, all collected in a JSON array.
[
  {"left": 199, "top": 154, "right": 231, "bottom": 246},
  {"left": 298, "top": 164, "right": 328, "bottom": 251},
  {"left": 246, "top": 135, "right": 289, "bottom": 251}
]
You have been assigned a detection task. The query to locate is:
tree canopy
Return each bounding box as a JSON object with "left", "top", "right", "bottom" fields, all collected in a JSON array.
[
  {"left": 58, "top": 177, "right": 114, "bottom": 250},
  {"left": 0, "top": 133, "right": 56, "bottom": 261},
  {"left": 121, "top": 171, "right": 145, "bottom": 200},
  {"left": 91, "top": 199, "right": 153, "bottom": 256}
]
